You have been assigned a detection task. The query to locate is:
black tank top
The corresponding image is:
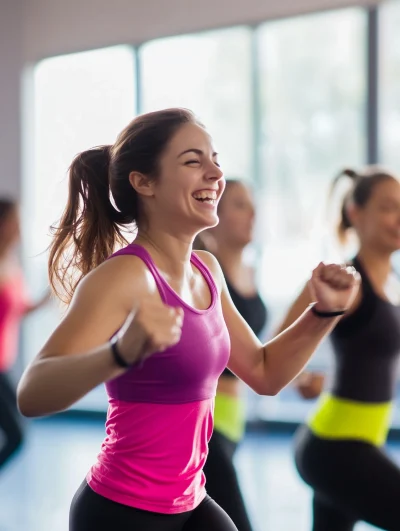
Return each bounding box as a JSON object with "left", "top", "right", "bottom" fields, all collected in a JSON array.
[
  {"left": 330, "top": 256, "right": 400, "bottom": 403},
  {"left": 222, "top": 278, "right": 268, "bottom": 378}
]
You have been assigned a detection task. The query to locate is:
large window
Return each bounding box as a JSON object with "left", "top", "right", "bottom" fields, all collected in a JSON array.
[
  {"left": 23, "top": 45, "right": 136, "bottom": 410},
  {"left": 25, "top": 5, "right": 400, "bottom": 425},
  {"left": 380, "top": 0, "right": 400, "bottom": 171},
  {"left": 253, "top": 8, "right": 367, "bottom": 422},
  {"left": 257, "top": 8, "right": 366, "bottom": 313},
  {"left": 139, "top": 28, "right": 254, "bottom": 180}
]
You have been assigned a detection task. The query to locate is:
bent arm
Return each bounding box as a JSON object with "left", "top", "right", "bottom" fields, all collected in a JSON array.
[
  {"left": 196, "top": 251, "right": 356, "bottom": 396},
  {"left": 272, "top": 277, "right": 361, "bottom": 394},
  {"left": 17, "top": 258, "right": 146, "bottom": 417},
  {"left": 275, "top": 285, "right": 313, "bottom": 335},
  {"left": 223, "top": 288, "right": 341, "bottom": 395}
]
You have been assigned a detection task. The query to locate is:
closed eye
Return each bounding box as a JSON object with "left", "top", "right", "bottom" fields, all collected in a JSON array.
[{"left": 185, "top": 159, "right": 221, "bottom": 168}]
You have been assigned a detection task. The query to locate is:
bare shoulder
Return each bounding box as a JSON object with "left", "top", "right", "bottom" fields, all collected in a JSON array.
[
  {"left": 193, "top": 250, "right": 224, "bottom": 292},
  {"left": 39, "top": 254, "right": 161, "bottom": 359},
  {"left": 70, "top": 254, "right": 159, "bottom": 311}
]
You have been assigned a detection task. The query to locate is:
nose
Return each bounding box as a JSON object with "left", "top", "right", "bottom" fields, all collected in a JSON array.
[{"left": 205, "top": 161, "right": 224, "bottom": 182}]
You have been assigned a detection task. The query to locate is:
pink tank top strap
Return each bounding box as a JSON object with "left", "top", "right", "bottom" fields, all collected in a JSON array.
[
  {"left": 110, "top": 244, "right": 219, "bottom": 308},
  {"left": 190, "top": 251, "right": 218, "bottom": 299}
]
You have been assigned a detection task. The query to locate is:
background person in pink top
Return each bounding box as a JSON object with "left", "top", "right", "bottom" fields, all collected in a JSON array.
[
  {"left": 18, "top": 108, "right": 359, "bottom": 531},
  {"left": 0, "top": 199, "right": 49, "bottom": 475}
]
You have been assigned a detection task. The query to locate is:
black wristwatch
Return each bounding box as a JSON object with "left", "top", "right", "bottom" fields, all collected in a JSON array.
[
  {"left": 310, "top": 303, "right": 346, "bottom": 318},
  {"left": 110, "top": 336, "right": 131, "bottom": 368}
]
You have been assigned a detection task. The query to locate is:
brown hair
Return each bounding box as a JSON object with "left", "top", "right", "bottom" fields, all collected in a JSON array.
[
  {"left": 331, "top": 167, "right": 396, "bottom": 244},
  {"left": 0, "top": 198, "right": 16, "bottom": 227},
  {"left": 49, "top": 108, "right": 200, "bottom": 303}
]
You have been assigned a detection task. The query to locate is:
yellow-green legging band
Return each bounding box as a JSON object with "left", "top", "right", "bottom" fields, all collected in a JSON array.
[
  {"left": 308, "top": 393, "right": 393, "bottom": 447},
  {"left": 213, "top": 392, "right": 245, "bottom": 443}
]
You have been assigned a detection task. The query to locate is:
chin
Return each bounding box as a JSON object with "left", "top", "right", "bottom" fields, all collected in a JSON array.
[
  {"left": 240, "top": 234, "right": 253, "bottom": 247},
  {"left": 381, "top": 241, "right": 400, "bottom": 254},
  {"left": 198, "top": 214, "right": 219, "bottom": 230}
]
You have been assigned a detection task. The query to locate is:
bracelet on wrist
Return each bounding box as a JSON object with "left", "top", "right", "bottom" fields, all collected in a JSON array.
[
  {"left": 310, "top": 303, "right": 346, "bottom": 319},
  {"left": 110, "top": 336, "right": 131, "bottom": 368}
]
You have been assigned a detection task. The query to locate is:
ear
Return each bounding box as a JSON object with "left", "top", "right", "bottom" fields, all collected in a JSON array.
[{"left": 129, "top": 171, "right": 155, "bottom": 198}]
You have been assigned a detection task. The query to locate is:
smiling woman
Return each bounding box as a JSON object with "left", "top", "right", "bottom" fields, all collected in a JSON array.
[
  {"left": 277, "top": 167, "right": 400, "bottom": 531},
  {"left": 17, "top": 108, "right": 359, "bottom": 531},
  {"left": 46, "top": 109, "right": 223, "bottom": 303}
]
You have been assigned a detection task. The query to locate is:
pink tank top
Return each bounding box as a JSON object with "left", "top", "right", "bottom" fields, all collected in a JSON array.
[
  {"left": 0, "top": 274, "right": 28, "bottom": 373},
  {"left": 87, "top": 244, "right": 231, "bottom": 514}
]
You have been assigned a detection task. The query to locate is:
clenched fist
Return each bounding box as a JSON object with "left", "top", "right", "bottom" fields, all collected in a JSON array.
[
  {"left": 115, "top": 300, "right": 184, "bottom": 366},
  {"left": 296, "top": 371, "right": 325, "bottom": 400},
  {"left": 308, "top": 263, "right": 360, "bottom": 313}
]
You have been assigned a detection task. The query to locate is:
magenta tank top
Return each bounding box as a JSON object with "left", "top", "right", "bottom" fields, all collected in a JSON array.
[
  {"left": 87, "top": 244, "right": 231, "bottom": 514},
  {"left": 0, "top": 274, "right": 28, "bottom": 373}
]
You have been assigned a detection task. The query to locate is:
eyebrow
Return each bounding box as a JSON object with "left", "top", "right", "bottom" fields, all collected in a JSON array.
[{"left": 178, "top": 149, "right": 219, "bottom": 158}]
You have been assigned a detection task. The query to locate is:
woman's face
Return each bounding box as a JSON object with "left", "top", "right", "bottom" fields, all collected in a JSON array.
[
  {"left": 137, "top": 122, "right": 225, "bottom": 234},
  {"left": 352, "top": 178, "right": 400, "bottom": 253},
  {"left": 214, "top": 182, "right": 255, "bottom": 248}
]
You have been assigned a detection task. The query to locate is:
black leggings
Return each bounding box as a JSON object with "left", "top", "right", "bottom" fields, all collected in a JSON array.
[
  {"left": 70, "top": 481, "right": 238, "bottom": 531},
  {"left": 0, "top": 372, "right": 23, "bottom": 471},
  {"left": 294, "top": 425, "right": 400, "bottom": 531},
  {"left": 203, "top": 430, "right": 253, "bottom": 531}
]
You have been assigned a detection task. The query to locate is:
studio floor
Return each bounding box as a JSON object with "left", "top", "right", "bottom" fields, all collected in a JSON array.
[{"left": 0, "top": 417, "right": 397, "bottom": 531}]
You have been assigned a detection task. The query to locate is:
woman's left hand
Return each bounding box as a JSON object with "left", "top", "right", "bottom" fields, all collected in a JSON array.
[
  {"left": 296, "top": 371, "right": 325, "bottom": 400},
  {"left": 308, "top": 262, "right": 360, "bottom": 313}
]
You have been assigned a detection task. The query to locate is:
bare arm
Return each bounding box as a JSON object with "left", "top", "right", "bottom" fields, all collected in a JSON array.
[
  {"left": 275, "top": 284, "right": 313, "bottom": 335},
  {"left": 272, "top": 285, "right": 318, "bottom": 394},
  {"left": 17, "top": 257, "right": 150, "bottom": 417},
  {"left": 275, "top": 275, "right": 362, "bottom": 336},
  {"left": 273, "top": 275, "right": 362, "bottom": 397},
  {"left": 222, "top": 288, "right": 344, "bottom": 395},
  {"left": 197, "top": 252, "right": 359, "bottom": 396}
]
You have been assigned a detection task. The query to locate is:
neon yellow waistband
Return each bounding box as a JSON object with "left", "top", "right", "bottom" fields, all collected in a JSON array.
[
  {"left": 213, "top": 392, "right": 245, "bottom": 443},
  {"left": 308, "top": 393, "right": 393, "bottom": 447}
]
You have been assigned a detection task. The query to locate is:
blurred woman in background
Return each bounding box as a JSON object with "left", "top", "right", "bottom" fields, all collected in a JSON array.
[
  {"left": 0, "top": 199, "right": 49, "bottom": 474},
  {"left": 277, "top": 168, "right": 400, "bottom": 531},
  {"left": 197, "top": 179, "right": 324, "bottom": 529},
  {"left": 195, "top": 179, "right": 267, "bottom": 531}
]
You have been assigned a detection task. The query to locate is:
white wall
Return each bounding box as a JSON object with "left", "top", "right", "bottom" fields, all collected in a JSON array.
[
  {"left": 23, "top": 0, "right": 381, "bottom": 61},
  {"left": 0, "top": 0, "right": 23, "bottom": 197}
]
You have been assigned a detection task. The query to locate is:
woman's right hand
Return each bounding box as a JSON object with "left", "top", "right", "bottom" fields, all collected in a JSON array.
[
  {"left": 296, "top": 371, "right": 325, "bottom": 400},
  {"left": 116, "top": 300, "right": 184, "bottom": 365}
]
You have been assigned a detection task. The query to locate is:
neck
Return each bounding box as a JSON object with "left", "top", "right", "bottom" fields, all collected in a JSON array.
[
  {"left": 0, "top": 245, "right": 15, "bottom": 261},
  {"left": 357, "top": 246, "right": 392, "bottom": 279},
  {"left": 135, "top": 225, "right": 194, "bottom": 278}
]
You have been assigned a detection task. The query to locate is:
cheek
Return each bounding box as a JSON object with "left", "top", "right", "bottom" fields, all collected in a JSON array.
[
  {"left": 364, "top": 215, "right": 393, "bottom": 239},
  {"left": 227, "top": 211, "right": 246, "bottom": 230},
  {"left": 157, "top": 180, "right": 183, "bottom": 207},
  {"left": 377, "top": 213, "right": 398, "bottom": 230}
]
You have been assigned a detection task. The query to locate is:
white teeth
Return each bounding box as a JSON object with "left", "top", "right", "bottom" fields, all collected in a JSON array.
[{"left": 193, "top": 190, "right": 218, "bottom": 201}]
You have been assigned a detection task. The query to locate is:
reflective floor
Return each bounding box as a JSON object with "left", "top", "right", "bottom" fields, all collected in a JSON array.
[{"left": 0, "top": 417, "right": 396, "bottom": 530}]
